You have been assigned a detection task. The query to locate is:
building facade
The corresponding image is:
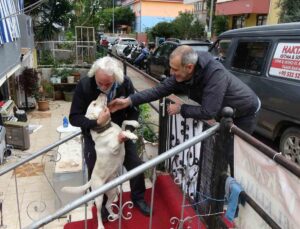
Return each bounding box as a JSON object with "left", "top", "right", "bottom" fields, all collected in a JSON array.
[
  {"left": 184, "top": 0, "right": 207, "bottom": 24},
  {"left": 215, "top": 0, "right": 280, "bottom": 29},
  {"left": 121, "top": 0, "right": 193, "bottom": 33}
]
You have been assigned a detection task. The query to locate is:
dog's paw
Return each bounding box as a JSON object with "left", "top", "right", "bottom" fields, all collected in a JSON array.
[
  {"left": 123, "top": 131, "right": 138, "bottom": 140},
  {"left": 108, "top": 213, "right": 119, "bottom": 221}
]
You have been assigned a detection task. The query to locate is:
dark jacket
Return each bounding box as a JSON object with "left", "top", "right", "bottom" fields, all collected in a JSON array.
[
  {"left": 69, "top": 75, "right": 139, "bottom": 136},
  {"left": 130, "top": 51, "right": 259, "bottom": 120}
]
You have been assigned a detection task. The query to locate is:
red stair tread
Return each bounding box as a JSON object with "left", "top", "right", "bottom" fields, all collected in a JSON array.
[{"left": 64, "top": 174, "right": 206, "bottom": 229}]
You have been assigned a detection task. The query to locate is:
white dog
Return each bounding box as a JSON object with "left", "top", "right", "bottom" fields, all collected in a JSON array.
[{"left": 62, "top": 94, "right": 139, "bottom": 229}]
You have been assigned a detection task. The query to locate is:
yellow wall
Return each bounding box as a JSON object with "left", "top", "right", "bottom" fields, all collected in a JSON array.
[
  {"left": 267, "top": 0, "right": 280, "bottom": 24},
  {"left": 141, "top": 1, "right": 193, "bottom": 17},
  {"left": 245, "top": 14, "right": 257, "bottom": 27}
]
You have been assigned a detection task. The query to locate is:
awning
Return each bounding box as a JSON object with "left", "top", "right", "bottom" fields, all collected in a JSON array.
[
  {"left": 0, "top": 64, "right": 21, "bottom": 87},
  {"left": 0, "top": 0, "right": 21, "bottom": 44},
  {"left": 216, "top": 0, "right": 270, "bottom": 16}
]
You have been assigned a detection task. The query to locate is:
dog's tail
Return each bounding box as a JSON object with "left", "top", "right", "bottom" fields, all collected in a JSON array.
[{"left": 61, "top": 180, "right": 92, "bottom": 194}]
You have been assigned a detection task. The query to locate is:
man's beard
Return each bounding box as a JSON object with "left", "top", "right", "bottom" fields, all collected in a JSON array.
[{"left": 101, "top": 84, "right": 113, "bottom": 94}]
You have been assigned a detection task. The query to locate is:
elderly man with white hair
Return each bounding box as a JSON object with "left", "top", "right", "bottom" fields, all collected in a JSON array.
[{"left": 69, "top": 56, "right": 151, "bottom": 219}]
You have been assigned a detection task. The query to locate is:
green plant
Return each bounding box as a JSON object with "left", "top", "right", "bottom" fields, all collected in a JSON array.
[
  {"left": 54, "top": 68, "right": 72, "bottom": 80},
  {"left": 138, "top": 104, "right": 158, "bottom": 142},
  {"left": 39, "top": 50, "right": 56, "bottom": 66},
  {"left": 39, "top": 80, "right": 54, "bottom": 100}
]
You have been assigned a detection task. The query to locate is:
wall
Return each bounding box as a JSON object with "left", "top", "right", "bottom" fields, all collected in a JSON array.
[
  {"left": 133, "top": 1, "right": 193, "bottom": 32},
  {"left": 17, "top": 14, "right": 34, "bottom": 49},
  {"left": 267, "top": 0, "right": 280, "bottom": 24},
  {"left": 0, "top": 40, "right": 21, "bottom": 80}
]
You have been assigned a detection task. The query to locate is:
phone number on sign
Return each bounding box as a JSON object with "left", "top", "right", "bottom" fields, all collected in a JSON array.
[{"left": 278, "top": 70, "right": 300, "bottom": 79}]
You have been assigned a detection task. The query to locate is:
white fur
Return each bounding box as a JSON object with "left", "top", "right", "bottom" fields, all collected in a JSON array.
[{"left": 62, "top": 94, "right": 139, "bottom": 229}]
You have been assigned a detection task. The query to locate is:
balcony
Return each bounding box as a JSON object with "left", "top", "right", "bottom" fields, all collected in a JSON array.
[{"left": 216, "top": 0, "right": 270, "bottom": 15}]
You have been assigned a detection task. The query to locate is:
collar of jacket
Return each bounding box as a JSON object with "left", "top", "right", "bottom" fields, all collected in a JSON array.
[{"left": 92, "top": 121, "right": 112, "bottom": 133}]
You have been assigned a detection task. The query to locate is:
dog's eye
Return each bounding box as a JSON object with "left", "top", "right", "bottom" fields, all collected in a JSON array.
[{"left": 93, "top": 103, "right": 96, "bottom": 107}]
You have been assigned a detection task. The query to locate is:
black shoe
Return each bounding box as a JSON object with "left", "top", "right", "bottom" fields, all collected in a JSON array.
[
  {"left": 133, "top": 199, "right": 151, "bottom": 216},
  {"left": 101, "top": 207, "right": 109, "bottom": 222}
]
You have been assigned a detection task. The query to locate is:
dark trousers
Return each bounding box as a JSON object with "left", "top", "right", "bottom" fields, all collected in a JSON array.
[
  {"left": 84, "top": 136, "right": 146, "bottom": 202},
  {"left": 227, "top": 113, "right": 258, "bottom": 176}
]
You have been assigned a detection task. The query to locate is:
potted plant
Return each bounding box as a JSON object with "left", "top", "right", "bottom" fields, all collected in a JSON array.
[
  {"left": 18, "top": 67, "right": 39, "bottom": 110},
  {"left": 70, "top": 68, "right": 81, "bottom": 82},
  {"left": 35, "top": 80, "right": 53, "bottom": 111}
]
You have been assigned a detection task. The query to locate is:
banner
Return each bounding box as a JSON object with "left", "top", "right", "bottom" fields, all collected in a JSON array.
[{"left": 234, "top": 136, "right": 300, "bottom": 229}]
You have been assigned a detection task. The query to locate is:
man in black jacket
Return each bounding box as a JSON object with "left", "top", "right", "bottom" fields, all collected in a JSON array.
[
  {"left": 109, "top": 45, "right": 261, "bottom": 174},
  {"left": 69, "top": 56, "right": 150, "bottom": 217}
]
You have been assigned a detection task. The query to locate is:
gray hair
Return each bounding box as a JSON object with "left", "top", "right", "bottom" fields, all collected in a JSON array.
[
  {"left": 88, "top": 56, "right": 124, "bottom": 84},
  {"left": 170, "top": 45, "right": 198, "bottom": 66}
]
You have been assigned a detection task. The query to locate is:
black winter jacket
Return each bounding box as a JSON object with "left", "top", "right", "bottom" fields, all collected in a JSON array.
[
  {"left": 69, "top": 75, "right": 139, "bottom": 136},
  {"left": 130, "top": 51, "right": 259, "bottom": 120}
]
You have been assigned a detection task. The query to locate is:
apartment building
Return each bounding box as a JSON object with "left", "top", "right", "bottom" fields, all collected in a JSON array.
[
  {"left": 121, "top": 0, "right": 193, "bottom": 33},
  {"left": 215, "top": 0, "right": 281, "bottom": 29}
]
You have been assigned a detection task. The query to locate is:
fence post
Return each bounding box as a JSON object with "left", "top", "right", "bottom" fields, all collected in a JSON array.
[
  {"left": 205, "top": 107, "right": 234, "bottom": 228},
  {"left": 123, "top": 60, "right": 127, "bottom": 76}
]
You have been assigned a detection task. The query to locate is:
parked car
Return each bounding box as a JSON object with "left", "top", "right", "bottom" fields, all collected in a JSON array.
[
  {"left": 146, "top": 40, "right": 211, "bottom": 80},
  {"left": 209, "top": 22, "right": 300, "bottom": 165},
  {"left": 111, "top": 37, "right": 138, "bottom": 57}
]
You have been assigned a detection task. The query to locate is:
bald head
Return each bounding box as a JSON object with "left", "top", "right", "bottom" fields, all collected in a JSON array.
[{"left": 170, "top": 45, "right": 198, "bottom": 66}]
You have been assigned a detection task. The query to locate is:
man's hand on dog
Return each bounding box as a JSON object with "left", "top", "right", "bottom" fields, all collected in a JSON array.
[
  {"left": 118, "top": 132, "right": 128, "bottom": 143},
  {"left": 97, "top": 107, "right": 111, "bottom": 126},
  {"left": 108, "top": 98, "right": 131, "bottom": 113}
]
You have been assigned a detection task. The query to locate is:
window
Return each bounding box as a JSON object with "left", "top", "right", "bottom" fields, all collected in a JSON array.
[
  {"left": 232, "top": 16, "right": 245, "bottom": 29},
  {"left": 211, "top": 39, "right": 232, "bottom": 62},
  {"left": 257, "top": 15, "right": 267, "bottom": 26},
  {"left": 194, "top": 1, "right": 205, "bottom": 12},
  {"left": 231, "top": 41, "right": 270, "bottom": 74},
  {"left": 154, "top": 43, "right": 176, "bottom": 58}
]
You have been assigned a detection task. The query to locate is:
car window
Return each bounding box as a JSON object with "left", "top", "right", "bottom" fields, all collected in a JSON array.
[
  {"left": 190, "top": 45, "right": 210, "bottom": 52},
  {"left": 269, "top": 42, "right": 300, "bottom": 81},
  {"left": 119, "top": 39, "right": 137, "bottom": 45},
  {"left": 161, "top": 43, "right": 176, "bottom": 57},
  {"left": 153, "top": 45, "right": 164, "bottom": 58},
  {"left": 210, "top": 39, "right": 232, "bottom": 62},
  {"left": 231, "top": 41, "right": 270, "bottom": 75},
  {"left": 107, "top": 37, "right": 117, "bottom": 43}
]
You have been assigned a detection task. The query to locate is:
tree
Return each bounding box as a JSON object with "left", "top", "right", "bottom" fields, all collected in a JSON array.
[
  {"left": 150, "top": 22, "right": 176, "bottom": 39},
  {"left": 189, "top": 19, "right": 205, "bottom": 39},
  {"left": 95, "top": 7, "right": 135, "bottom": 32},
  {"left": 172, "top": 12, "right": 205, "bottom": 39},
  {"left": 27, "top": 0, "right": 73, "bottom": 41},
  {"left": 213, "top": 15, "right": 228, "bottom": 36},
  {"left": 172, "top": 12, "right": 194, "bottom": 39},
  {"left": 278, "top": 0, "right": 300, "bottom": 23}
]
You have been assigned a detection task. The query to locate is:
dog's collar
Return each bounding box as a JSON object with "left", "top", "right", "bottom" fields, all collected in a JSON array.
[{"left": 92, "top": 122, "right": 112, "bottom": 133}]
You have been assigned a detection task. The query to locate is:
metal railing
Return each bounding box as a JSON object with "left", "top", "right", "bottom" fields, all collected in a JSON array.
[
  {"left": 0, "top": 130, "right": 81, "bottom": 177},
  {"left": 25, "top": 124, "right": 220, "bottom": 229}
]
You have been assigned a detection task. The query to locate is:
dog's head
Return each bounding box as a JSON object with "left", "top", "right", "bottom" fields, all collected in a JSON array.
[{"left": 85, "top": 94, "right": 109, "bottom": 120}]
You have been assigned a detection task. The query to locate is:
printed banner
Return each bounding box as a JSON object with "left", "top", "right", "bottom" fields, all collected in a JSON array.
[
  {"left": 269, "top": 43, "right": 300, "bottom": 80},
  {"left": 234, "top": 136, "right": 300, "bottom": 229}
]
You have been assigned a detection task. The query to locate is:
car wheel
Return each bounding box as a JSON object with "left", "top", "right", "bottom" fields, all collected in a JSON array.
[{"left": 279, "top": 127, "right": 300, "bottom": 165}]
